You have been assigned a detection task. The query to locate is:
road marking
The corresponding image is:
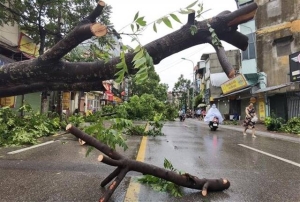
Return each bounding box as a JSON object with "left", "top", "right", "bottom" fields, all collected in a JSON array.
[
  {"left": 238, "top": 144, "right": 300, "bottom": 168},
  {"left": 124, "top": 123, "right": 149, "bottom": 202},
  {"left": 7, "top": 141, "right": 55, "bottom": 154}
]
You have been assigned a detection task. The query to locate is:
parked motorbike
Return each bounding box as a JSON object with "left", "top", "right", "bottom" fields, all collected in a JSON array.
[
  {"left": 179, "top": 114, "right": 186, "bottom": 122},
  {"left": 208, "top": 117, "right": 219, "bottom": 131}
]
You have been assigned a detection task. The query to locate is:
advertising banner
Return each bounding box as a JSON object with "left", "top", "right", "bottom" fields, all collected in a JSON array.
[
  {"left": 18, "top": 32, "right": 39, "bottom": 57},
  {"left": 221, "top": 74, "right": 248, "bottom": 95},
  {"left": 258, "top": 98, "right": 265, "bottom": 121},
  {"left": 62, "top": 92, "right": 71, "bottom": 110},
  {"left": 289, "top": 51, "right": 300, "bottom": 82},
  {"left": 0, "top": 96, "right": 15, "bottom": 108}
]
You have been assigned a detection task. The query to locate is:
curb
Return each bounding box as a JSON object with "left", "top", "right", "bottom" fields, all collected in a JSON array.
[{"left": 195, "top": 120, "right": 300, "bottom": 143}]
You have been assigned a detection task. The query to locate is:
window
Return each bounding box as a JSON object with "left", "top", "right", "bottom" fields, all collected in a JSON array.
[
  {"left": 274, "top": 36, "right": 292, "bottom": 57},
  {"left": 242, "top": 33, "right": 256, "bottom": 60}
]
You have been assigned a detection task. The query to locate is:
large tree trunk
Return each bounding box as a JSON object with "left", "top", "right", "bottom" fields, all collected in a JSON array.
[
  {"left": 0, "top": 1, "right": 258, "bottom": 97},
  {"left": 66, "top": 124, "right": 230, "bottom": 202}
]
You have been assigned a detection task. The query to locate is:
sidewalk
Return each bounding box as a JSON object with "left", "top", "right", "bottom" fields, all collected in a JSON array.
[{"left": 196, "top": 119, "right": 300, "bottom": 143}]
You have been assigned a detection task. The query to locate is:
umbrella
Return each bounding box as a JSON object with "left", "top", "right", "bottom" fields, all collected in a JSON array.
[{"left": 197, "top": 103, "right": 207, "bottom": 107}]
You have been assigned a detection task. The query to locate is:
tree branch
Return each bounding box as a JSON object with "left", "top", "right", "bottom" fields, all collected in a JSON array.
[
  {"left": 66, "top": 124, "right": 230, "bottom": 201},
  {"left": 0, "top": 2, "right": 258, "bottom": 97}
]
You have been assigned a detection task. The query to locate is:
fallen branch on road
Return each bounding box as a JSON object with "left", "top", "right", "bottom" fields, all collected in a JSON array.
[{"left": 66, "top": 124, "right": 230, "bottom": 201}]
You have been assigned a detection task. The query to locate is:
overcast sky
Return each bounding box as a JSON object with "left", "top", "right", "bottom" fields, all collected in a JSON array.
[{"left": 106, "top": 0, "right": 238, "bottom": 90}]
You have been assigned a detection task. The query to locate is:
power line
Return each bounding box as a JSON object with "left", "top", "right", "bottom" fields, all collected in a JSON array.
[{"left": 157, "top": 44, "right": 210, "bottom": 73}]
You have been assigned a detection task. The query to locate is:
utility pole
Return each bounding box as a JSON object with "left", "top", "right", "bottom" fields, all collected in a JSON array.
[{"left": 182, "top": 58, "right": 195, "bottom": 110}]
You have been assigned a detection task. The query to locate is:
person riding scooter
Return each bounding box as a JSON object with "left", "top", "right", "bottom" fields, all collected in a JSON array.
[{"left": 204, "top": 104, "right": 223, "bottom": 130}]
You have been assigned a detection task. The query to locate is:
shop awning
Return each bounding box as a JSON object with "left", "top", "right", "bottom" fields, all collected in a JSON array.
[
  {"left": 210, "top": 72, "right": 229, "bottom": 87},
  {"left": 252, "top": 82, "right": 293, "bottom": 94}
]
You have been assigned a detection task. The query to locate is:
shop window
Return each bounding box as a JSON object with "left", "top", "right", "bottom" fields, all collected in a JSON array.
[{"left": 242, "top": 33, "right": 256, "bottom": 60}]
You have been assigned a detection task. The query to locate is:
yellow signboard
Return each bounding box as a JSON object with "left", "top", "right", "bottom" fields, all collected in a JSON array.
[
  {"left": 62, "top": 92, "right": 70, "bottom": 110},
  {"left": 0, "top": 96, "right": 15, "bottom": 108},
  {"left": 113, "top": 96, "right": 123, "bottom": 103},
  {"left": 258, "top": 98, "right": 265, "bottom": 121},
  {"left": 221, "top": 74, "right": 248, "bottom": 95},
  {"left": 18, "top": 32, "right": 39, "bottom": 57}
]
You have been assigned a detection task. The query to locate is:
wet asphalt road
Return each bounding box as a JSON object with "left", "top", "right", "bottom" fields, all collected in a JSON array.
[
  {"left": 0, "top": 119, "right": 299, "bottom": 202},
  {"left": 0, "top": 134, "right": 142, "bottom": 202},
  {"left": 136, "top": 119, "right": 300, "bottom": 202}
]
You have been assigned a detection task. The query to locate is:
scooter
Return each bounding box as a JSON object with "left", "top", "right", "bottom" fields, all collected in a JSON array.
[{"left": 208, "top": 117, "right": 219, "bottom": 131}]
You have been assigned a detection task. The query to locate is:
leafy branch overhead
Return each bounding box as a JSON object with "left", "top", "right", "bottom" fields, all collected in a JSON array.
[
  {"left": 0, "top": 0, "right": 257, "bottom": 97},
  {"left": 114, "top": 0, "right": 222, "bottom": 84}
]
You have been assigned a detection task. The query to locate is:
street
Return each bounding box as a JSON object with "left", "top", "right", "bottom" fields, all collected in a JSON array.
[{"left": 0, "top": 119, "right": 299, "bottom": 202}]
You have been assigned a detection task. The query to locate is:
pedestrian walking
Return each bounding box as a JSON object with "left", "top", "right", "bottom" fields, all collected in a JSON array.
[{"left": 243, "top": 103, "right": 257, "bottom": 138}]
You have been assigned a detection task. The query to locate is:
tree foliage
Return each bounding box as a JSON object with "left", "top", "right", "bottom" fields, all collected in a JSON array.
[
  {"left": 0, "top": 104, "right": 60, "bottom": 146},
  {"left": 130, "top": 67, "right": 168, "bottom": 102},
  {"left": 0, "top": 0, "right": 114, "bottom": 54},
  {"left": 172, "top": 74, "right": 192, "bottom": 110}
]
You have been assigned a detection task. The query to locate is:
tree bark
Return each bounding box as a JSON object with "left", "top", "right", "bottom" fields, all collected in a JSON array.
[
  {"left": 0, "top": 1, "right": 258, "bottom": 97},
  {"left": 66, "top": 124, "right": 230, "bottom": 201}
]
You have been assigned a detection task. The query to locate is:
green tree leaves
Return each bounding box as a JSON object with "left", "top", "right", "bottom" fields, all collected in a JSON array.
[{"left": 207, "top": 23, "right": 223, "bottom": 47}]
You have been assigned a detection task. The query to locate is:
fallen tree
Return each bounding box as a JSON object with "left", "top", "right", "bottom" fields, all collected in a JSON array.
[
  {"left": 66, "top": 124, "right": 230, "bottom": 201},
  {"left": 0, "top": 1, "right": 258, "bottom": 97},
  {"left": 1, "top": 1, "right": 258, "bottom": 200}
]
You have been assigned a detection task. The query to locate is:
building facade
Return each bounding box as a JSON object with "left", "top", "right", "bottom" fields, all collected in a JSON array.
[
  {"left": 199, "top": 50, "right": 249, "bottom": 119},
  {"left": 254, "top": 0, "right": 300, "bottom": 120}
]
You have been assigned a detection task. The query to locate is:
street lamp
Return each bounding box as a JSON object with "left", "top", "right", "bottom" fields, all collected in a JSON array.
[{"left": 181, "top": 57, "right": 196, "bottom": 109}]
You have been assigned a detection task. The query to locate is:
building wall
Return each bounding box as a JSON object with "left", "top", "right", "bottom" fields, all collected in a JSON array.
[
  {"left": 0, "top": 23, "right": 19, "bottom": 46},
  {"left": 255, "top": 0, "right": 300, "bottom": 88},
  {"left": 203, "top": 50, "right": 241, "bottom": 100},
  {"left": 208, "top": 50, "right": 241, "bottom": 74}
]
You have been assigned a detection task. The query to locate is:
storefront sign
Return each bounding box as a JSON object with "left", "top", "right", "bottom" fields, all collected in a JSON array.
[
  {"left": 289, "top": 51, "right": 300, "bottom": 82},
  {"left": 87, "top": 93, "right": 95, "bottom": 100},
  {"left": 18, "top": 32, "right": 39, "bottom": 57},
  {"left": 258, "top": 98, "right": 265, "bottom": 121},
  {"left": 113, "top": 96, "right": 122, "bottom": 103},
  {"left": 0, "top": 96, "right": 15, "bottom": 108},
  {"left": 62, "top": 92, "right": 70, "bottom": 110},
  {"left": 221, "top": 74, "right": 248, "bottom": 95}
]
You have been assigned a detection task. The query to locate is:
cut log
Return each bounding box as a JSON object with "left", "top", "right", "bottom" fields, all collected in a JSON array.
[{"left": 66, "top": 124, "right": 230, "bottom": 201}]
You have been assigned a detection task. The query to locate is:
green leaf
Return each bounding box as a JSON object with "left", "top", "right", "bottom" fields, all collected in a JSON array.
[
  {"left": 190, "top": 25, "right": 198, "bottom": 35},
  {"left": 179, "top": 9, "right": 192, "bottom": 14},
  {"left": 186, "top": 0, "right": 198, "bottom": 9},
  {"left": 162, "top": 17, "right": 172, "bottom": 28},
  {"left": 134, "top": 45, "right": 142, "bottom": 53},
  {"left": 156, "top": 18, "right": 163, "bottom": 24},
  {"left": 153, "top": 23, "right": 157, "bottom": 33},
  {"left": 136, "top": 17, "right": 146, "bottom": 26},
  {"left": 131, "top": 24, "right": 134, "bottom": 32},
  {"left": 115, "top": 62, "right": 124, "bottom": 69},
  {"left": 132, "top": 49, "right": 144, "bottom": 62},
  {"left": 134, "top": 57, "right": 147, "bottom": 68},
  {"left": 170, "top": 14, "right": 181, "bottom": 24},
  {"left": 133, "top": 12, "right": 139, "bottom": 21},
  {"left": 114, "top": 69, "right": 124, "bottom": 77}
]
